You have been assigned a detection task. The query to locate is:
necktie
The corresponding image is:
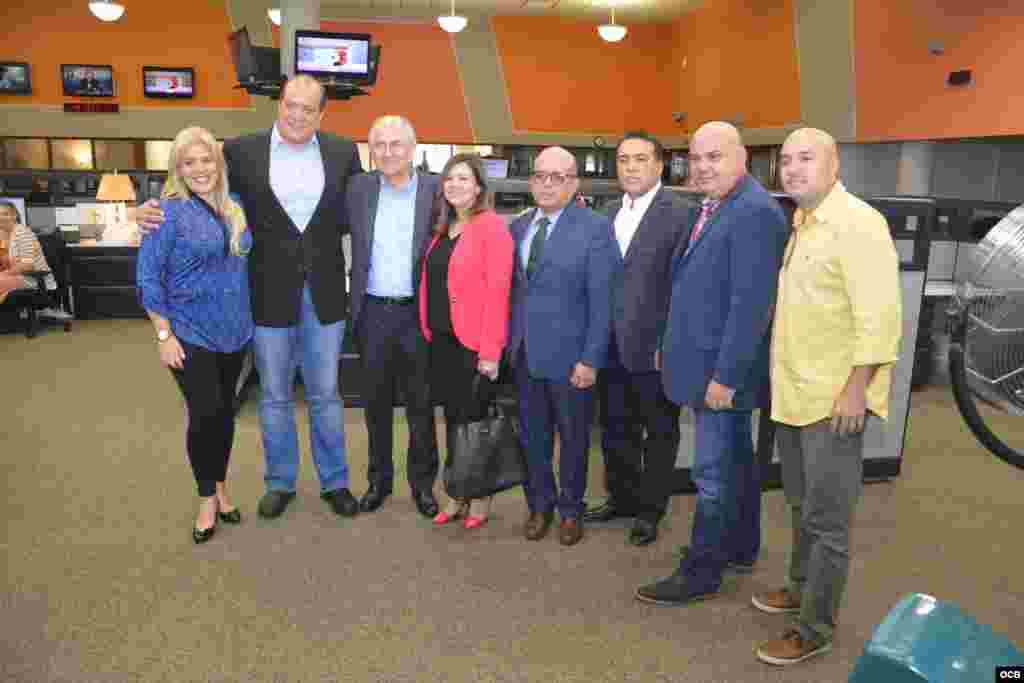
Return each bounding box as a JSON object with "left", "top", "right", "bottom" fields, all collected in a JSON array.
[
  {"left": 688, "top": 199, "right": 720, "bottom": 249},
  {"left": 527, "top": 216, "right": 549, "bottom": 278}
]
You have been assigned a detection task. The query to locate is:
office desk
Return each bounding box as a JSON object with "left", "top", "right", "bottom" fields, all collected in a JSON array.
[{"left": 66, "top": 242, "right": 146, "bottom": 319}]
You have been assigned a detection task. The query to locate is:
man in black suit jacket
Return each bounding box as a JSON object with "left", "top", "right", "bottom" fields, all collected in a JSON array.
[
  {"left": 139, "top": 76, "right": 364, "bottom": 521},
  {"left": 346, "top": 115, "right": 440, "bottom": 518},
  {"left": 584, "top": 132, "right": 694, "bottom": 546}
]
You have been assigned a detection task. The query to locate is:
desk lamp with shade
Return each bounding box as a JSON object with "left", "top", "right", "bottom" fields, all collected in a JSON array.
[{"left": 96, "top": 171, "right": 138, "bottom": 243}]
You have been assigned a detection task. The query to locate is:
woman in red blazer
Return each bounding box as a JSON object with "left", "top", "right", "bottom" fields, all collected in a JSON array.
[{"left": 418, "top": 154, "right": 514, "bottom": 529}]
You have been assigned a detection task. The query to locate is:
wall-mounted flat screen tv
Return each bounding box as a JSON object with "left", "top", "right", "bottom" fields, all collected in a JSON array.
[
  {"left": 143, "top": 66, "right": 195, "bottom": 98},
  {"left": 0, "top": 62, "right": 31, "bottom": 95},
  {"left": 295, "top": 30, "right": 372, "bottom": 84},
  {"left": 62, "top": 64, "right": 115, "bottom": 97}
]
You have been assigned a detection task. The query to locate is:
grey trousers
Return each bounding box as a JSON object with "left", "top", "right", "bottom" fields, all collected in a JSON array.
[{"left": 776, "top": 418, "right": 865, "bottom": 645}]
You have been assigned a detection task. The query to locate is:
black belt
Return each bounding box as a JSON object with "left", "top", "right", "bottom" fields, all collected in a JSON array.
[{"left": 367, "top": 294, "right": 415, "bottom": 306}]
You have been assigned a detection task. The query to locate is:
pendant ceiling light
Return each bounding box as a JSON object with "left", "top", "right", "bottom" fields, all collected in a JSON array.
[
  {"left": 89, "top": 0, "right": 126, "bottom": 22},
  {"left": 437, "top": 0, "right": 467, "bottom": 33},
  {"left": 597, "top": 5, "right": 627, "bottom": 42},
  {"left": 267, "top": 8, "right": 281, "bottom": 26}
]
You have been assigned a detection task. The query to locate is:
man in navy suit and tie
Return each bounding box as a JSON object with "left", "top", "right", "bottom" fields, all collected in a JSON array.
[
  {"left": 584, "top": 131, "right": 694, "bottom": 546},
  {"left": 636, "top": 122, "right": 788, "bottom": 604},
  {"left": 507, "top": 147, "right": 619, "bottom": 546}
]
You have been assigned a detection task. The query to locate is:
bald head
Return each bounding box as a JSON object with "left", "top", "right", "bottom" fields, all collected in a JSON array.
[
  {"left": 689, "top": 121, "right": 748, "bottom": 199},
  {"left": 530, "top": 146, "right": 579, "bottom": 213},
  {"left": 780, "top": 127, "right": 840, "bottom": 210}
]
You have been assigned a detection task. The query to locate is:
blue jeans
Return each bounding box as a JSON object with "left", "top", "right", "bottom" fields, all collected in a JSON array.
[
  {"left": 681, "top": 408, "right": 761, "bottom": 593},
  {"left": 253, "top": 284, "right": 348, "bottom": 493}
]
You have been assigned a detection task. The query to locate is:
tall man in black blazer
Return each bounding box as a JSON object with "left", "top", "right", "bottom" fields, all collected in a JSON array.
[
  {"left": 346, "top": 115, "right": 440, "bottom": 519},
  {"left": 584, "top": 131, "right": 694, "bottom": 546},
  {"left": 139, "top": 75, "right": 364, "bottom": 520}
]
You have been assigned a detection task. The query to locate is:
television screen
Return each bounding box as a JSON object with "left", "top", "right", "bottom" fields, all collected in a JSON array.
[
  {"left": 0, "top": 62, "right": 31, "bottom": 95},
  {"left": 143, "top": 66, "right": 195, "bottom": 98},
  {"left": 62, "top": 64, "right": 115, "bottom": 97},
  {"left": 482, "top": 158, "right": 510, "bottom": 179},
  {"left": 295, "top": 30, "right": 371, "bottom": 83}
]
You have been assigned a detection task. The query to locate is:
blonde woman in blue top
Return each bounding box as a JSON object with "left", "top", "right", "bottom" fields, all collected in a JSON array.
[{"left": 137, "top": 126, "right": 253, "bottom": 544}]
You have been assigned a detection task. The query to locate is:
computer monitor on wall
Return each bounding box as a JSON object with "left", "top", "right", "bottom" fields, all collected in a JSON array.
[
  {"left": 482, "top": 158, "right": 510, "bottom": 179},
  {"left": 227, "top": 26, "right": 281, "bottom": 85},
  {"left": 295, "top": 30, "right": 373, "bottom": 85}
]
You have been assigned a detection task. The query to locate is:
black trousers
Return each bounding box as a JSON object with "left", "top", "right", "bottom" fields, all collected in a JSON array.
[
  {"left": 597, "top": 335, "right": 681, "bottom": 524},
  {"left": 356, "top": 298, "right": 438, "bottom": 493},
  {"left": 170, "top": 340, "right": 246, "bottom": 498}
]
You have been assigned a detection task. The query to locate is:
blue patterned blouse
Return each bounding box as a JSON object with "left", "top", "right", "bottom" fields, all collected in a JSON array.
[{"left": 137, "top": 198, "right": 253, "bottom": 353}]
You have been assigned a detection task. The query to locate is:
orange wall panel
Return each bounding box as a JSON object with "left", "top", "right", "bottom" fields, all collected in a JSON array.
[
  {"left": 492, "top": 0, "right": 800, "bottom": 139},
  {"left": 492, "top": 17, "right": 680, "bottom": 136},
  {"left": 677, "top": 0, "right": 801, "bottom": 131},
  {"left": 0, "top": 0, "right": 249, "bottom": 108},
  {"left": 299, "top": 21, "right": 473, "bottom": 142},
  {"left": 855, "top": 1, "right": 1024, "bottom": 140}
]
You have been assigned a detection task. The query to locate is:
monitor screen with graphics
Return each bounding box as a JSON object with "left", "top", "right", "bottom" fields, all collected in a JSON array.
[
  {"left": 143, "top": 66, "right": 195, "bottom": 98},
  {"left": 295, "top": 30, "right": 372, "bottom": 84}
]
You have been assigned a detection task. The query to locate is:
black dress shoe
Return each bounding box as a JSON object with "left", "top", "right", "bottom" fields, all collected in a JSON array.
[
  {"left": 635, "top": 571, "right": 719, "bottom": 606},
  {"left": 583, "top": 498, "right": 635, "bottom": 523},
  {"left": 217, "top": 508, "right": 242, "bottom": 524},
  {"left": 628, "top": 518, "right": 658, "bottom": 546},
  {"left": 192, "top": 525, "right": 216, "bottom": 544},
  {"left": 258, "top": 490, "right": 296, "bottom": 519},
  {"left": 322, "top": 488, "right": 359, "bottom": 517},
  {"left": 359, "top": 484, "right": 391, "bottom": 513},
  {"left": 412, "top": 488, "right": 439, "bottom": 519}
]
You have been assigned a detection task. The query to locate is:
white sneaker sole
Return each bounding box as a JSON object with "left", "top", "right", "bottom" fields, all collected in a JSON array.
[
  {"left": 751, "top": 594, "right": 801, "bottom": 614},
  {"left": 756, "top": 640, "right": 831, "bottom": 665}
]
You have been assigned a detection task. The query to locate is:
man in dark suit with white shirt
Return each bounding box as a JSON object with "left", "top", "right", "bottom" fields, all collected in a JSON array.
[
  {"left": 346, "top": 115, "right": 440, "bottom": 519},
  {"left": 584, "top": 131, "right": 694, "bottom": 546}
]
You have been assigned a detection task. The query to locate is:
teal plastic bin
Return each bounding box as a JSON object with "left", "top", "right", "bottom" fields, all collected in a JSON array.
[{"left": 850, "top": 593, "right": 1022, "bottom": 682}]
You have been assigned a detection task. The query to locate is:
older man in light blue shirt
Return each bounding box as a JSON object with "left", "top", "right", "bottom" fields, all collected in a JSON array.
[{"left": 346, "top": 115, "right": 442, "bottom": 518}]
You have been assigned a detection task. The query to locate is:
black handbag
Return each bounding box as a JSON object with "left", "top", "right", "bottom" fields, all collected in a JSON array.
[{"left": 443, "top": 380, "right": 527, "bottom": 500}]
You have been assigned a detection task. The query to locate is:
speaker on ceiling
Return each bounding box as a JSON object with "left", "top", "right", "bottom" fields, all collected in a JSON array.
[{"left": 947, "top": 69, "right": 972, "bottom": 86}]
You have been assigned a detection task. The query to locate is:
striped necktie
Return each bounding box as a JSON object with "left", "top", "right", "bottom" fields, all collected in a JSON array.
[{"left": 688, "top": 199, "right": 721, "bottom": 249}]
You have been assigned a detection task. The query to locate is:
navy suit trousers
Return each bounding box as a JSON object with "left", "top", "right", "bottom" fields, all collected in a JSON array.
[{"left": 516, "top": 348, "right": 594, "bottom": 519}]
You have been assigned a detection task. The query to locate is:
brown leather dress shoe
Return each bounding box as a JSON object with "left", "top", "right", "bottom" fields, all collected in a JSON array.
[
  {"left": 559, "top": 517, "right": 584, "bottom": 546},
  {"left": 524, "top": 511, "right": 554, "bottom": 540}
]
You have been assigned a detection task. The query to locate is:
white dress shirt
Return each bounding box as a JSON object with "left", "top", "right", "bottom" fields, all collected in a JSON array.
[
  {"left": 269, "top": 124, "right": 325, "bottom": 233},
  {"left": 613, "top": 182, "right": 661, "bottom": 257}
]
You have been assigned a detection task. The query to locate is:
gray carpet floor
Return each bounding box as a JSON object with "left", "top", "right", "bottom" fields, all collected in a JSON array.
[{"left": 3, "top": 319, "right": 1022, "bottom": 682}]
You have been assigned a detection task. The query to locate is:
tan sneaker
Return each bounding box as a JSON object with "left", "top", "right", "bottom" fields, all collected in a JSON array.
[
  {"left": 756, "top": 629, "right": 831, "bottom": 665},
  {"left": 751, "top": 587, "right": 801, "bottom": 614}
]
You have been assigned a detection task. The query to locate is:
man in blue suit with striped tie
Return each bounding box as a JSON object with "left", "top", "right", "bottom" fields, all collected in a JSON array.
[
  {"left": 636, "top": 122, "right": 789, "bottom": 604},
  {"left": 506, "top": 146, "right": 620, "bottom": 546}
]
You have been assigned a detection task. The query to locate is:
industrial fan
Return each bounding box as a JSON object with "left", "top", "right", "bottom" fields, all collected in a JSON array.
[{"left": 947, "top": 202, "right": 1024, "bottom": 470}]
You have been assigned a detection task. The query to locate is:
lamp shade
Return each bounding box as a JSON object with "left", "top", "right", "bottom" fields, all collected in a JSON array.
[
  {"left": 598, "top": 23, "right": 627, "bottom": 42},
  {"left": 89, "top": 0, "right": 125, "bottom": 21},
  {"left": 267, "top": 8, "right": 281, "bottom": 26},
  {"left": 437, "top": 14, "right": 467, "bottom": 33},
  {"left": 96, "top": 174, "right": 136, "bottom": 202}
]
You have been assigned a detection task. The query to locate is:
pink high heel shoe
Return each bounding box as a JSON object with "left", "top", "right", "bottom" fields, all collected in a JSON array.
[{"left": 463, "top": 515, "right": 487, "bottom": 530}]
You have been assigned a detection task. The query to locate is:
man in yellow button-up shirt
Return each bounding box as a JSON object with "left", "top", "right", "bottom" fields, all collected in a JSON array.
[{"left": 752, "top": 128, "right": 901, "bottom": 666}]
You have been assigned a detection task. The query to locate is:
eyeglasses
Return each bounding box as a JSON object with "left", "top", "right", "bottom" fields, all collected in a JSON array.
[
  {"left": 371, "top": 140, "right": 408, "bottom": 154},
  {"left": 529, "top": 172, "right": 577, "bottom": 186}
]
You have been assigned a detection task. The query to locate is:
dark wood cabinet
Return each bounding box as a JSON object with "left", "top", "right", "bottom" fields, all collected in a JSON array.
[{"left": 66, "top": 244, "right": 146, "bottom": 319}]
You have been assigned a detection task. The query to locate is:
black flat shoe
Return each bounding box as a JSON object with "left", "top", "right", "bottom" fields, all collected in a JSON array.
[
  {"left": 258, "top": 490, "right": 296, "bottom": 518},
  {"left": 583, "top": 498, "right": 636, "bottom": 523},
  {"left": 217, "top": 508, "right": 242, "bottom": 524},
  {"left": 192, "top": 525, "right": 216, "bottom": 544},
  {"left": 412, "top": 488, "right": 439, "bottom": 519},
  {"left": 628, "top": 519, "right": 658, "bottom": 546}
]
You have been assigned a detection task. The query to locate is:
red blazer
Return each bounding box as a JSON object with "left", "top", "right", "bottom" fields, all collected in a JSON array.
[{"left": 418, "top": 209, "right": 514, "bottom": 363}]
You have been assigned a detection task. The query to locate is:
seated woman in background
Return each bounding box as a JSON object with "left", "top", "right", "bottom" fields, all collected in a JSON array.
[
  {"left": 0, "top": 200, "right": 56, "bottom": 305},
  {"left": 136, "top": 126, "right": 253, "bottom": 545},
  {"left": 419, "top": 154, "right": 514, "bottom": 529}
]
